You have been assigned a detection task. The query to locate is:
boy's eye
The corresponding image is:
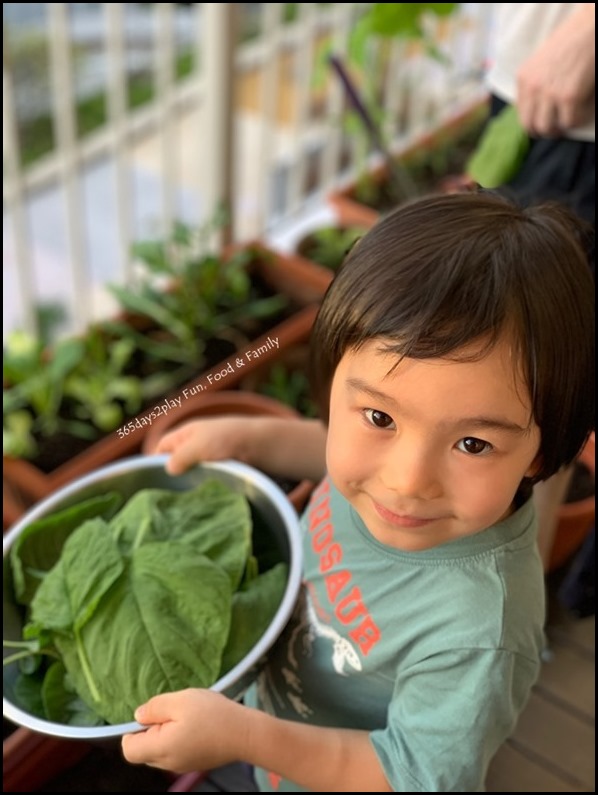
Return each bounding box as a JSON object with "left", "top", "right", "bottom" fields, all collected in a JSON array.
[
  {"left": 457, "top": 437, "right": 492, "bottom": 455},
  {"left": 364, "top": 409, "right": 395, "bottom": 429}
]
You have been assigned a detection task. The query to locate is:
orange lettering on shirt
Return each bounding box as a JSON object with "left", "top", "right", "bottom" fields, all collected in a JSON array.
[
  {"left": 312, "top": 522, "right": 333, "bottom": 552},
  {"left": 320, "top": 542, "right": 343, "bottom": 572},
  {"left": 349, "top": 615, "right": 382, "bottom": 655},
  {"left": 310, "top": 501, "right": 331, "bottom": 529},
  {"left": 335, "top": 586, "right": 367, "bottom": 624},
  {"left": 325, "top": 569, "right": 351, "bottom": 601},
  {"left": 310, "top": 478, "right": 330, "bottom": 505}
]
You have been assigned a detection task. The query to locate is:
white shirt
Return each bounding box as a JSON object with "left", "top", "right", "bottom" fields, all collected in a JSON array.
[{"left": 486, "top": 3, "right": 594, "bottom": 141}]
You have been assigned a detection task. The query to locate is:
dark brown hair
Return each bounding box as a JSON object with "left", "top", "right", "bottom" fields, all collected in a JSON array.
[{"left": 310, "top": 191, "right": 594, "bottom": 483}]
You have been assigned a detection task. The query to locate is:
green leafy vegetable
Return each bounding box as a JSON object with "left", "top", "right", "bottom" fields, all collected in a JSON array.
[
  {"left": 109, "top": 480, "right": 252, "bottom": 589},
  {"left": 4, "top": 479, "right": 288, "bottom": 726},
  {"left": 220, "top": 562, "right": 289, "bottom": 676},
  {"left": 10, "top": 492, "right": 123, "bottom": 605}
]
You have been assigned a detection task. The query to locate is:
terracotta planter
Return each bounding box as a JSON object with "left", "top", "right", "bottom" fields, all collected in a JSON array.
[
  {"left": 327, "top": 99, "right": 489, "bottom": 228},
  {"left": 548, "top": 434, "right": 595, "bottom": 573},
  {"left": 246, "top": 240, "right": 333, "bottom": 306},
  {"left": 3, "top": 458, "right": 53, "bottom": 532},
  {"left": 2, "top": 727, "right": 93, "bottom": 793},
  {"left": 142, "top": 389, "right": 315, "bottom": 515},
  {"left": 3, "top": 247, "right": 323, "bottom": 530}
]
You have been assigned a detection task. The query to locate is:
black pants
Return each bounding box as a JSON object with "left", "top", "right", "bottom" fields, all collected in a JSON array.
[{"left": 490, "top": 95, "right": 595, "bottom": 275}]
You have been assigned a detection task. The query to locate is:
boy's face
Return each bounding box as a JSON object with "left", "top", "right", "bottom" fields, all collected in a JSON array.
[{"left": 326, "top": 336, "right": 541, "bottom": 551}]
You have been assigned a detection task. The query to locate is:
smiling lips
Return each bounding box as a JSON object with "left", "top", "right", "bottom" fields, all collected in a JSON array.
[{"left": 372, "top": 499, "right": 437, "bottom": 529}]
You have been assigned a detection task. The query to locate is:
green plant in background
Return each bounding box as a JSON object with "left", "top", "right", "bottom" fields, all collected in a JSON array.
[
  {"left": 258, "top": 363, "right": 318, "bottom": 419},
  {"left": 35, "top": 301, "right": 69, "bottom": 347},
  {"left": 349, "top": 3, "right": 459, "bottom": 68},
  {"left": 300, "top": 225, "right": 366, "bottom": 271},
  {"left": 3, "top": 331, "right": 90, "bottom": 459},
  {"left": 3, "top": 324, "right": 143, "bottom": 460},
  {"left": 326, "top": 3, "right": 464, "bottom": 208},
  {"left": 3, "top": 210, "right": 290, "bottom": 465},
  {"left": 62, "top": 329, "right": 143, "bottom": 434},
  {"left": 105, "top": 219, "right": 288, "bottom": 396}
]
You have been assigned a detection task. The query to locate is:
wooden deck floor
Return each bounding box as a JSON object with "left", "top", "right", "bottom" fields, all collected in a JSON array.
[{"left": 486, "top": 591, "right": 595, "bottom": 792}]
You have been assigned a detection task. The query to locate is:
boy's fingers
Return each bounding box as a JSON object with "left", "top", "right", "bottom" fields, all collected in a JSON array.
[
  {"left": 134, "top": 695, "right": 172, "bottom": 725},
  {"left": 122, "top": 727, "right": 160, "bottom": 765}
]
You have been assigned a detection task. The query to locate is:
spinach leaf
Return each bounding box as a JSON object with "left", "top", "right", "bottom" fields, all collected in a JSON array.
[
  {"left": 110, "top": 480, "right": 252, "bottom": 589},
  {"left": 10, "top": 492, "right": 123, "bottom": 606},
  {"left": 42, "top": 661, "right": 104, "bottom": 726},
  {"left": 220, "top": 562, "right": 288, "bottom": 676},
  {"left": 31, "top": 518, "right": 125, "bottom": 633},
  {"left": 11, "top": 667, "right": 45, "bottom": 718},
  {"left": 53, "top": 542, "right": 233, "bottom": 724}
]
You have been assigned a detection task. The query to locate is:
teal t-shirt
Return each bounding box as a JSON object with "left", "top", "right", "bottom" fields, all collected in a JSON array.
[{"left": 248, "top": 477, "right": 545, "bottom": 792}]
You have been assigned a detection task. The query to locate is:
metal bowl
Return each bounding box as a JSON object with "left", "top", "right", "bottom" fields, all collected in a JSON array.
[{"left": 3, "top": 455, "right": 303, "bottom": 739}]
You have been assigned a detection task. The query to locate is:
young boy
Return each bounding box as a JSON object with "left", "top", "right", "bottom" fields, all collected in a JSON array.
[{"left": 122, "top": 191, "right": 595, "bottom": 792}]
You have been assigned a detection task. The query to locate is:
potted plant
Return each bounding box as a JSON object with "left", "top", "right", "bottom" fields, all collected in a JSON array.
[
  {"left": 3, "top": 225, "right": 327, "bottom": 528},
  {"left": 294, "top": 223, "right": 368, "bottom": 273}
]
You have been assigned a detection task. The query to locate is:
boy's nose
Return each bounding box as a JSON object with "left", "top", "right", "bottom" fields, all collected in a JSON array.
[{"left": 379, "top": 438, "right": 442, "bottom": 502}]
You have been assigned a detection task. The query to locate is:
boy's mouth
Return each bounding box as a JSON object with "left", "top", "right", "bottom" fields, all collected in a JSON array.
[{"left": 371, "top": 499, "right": 436, "bottom": 528}]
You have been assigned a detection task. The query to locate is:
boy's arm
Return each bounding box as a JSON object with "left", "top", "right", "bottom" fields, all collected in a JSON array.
[
  {"left": 122, "top": 689, "right": 392, "bottom": 792},
  {"left": 248, "top": 706, "right": 392, "bottom": 792},
  {"left": 154, "top": 416, "right": 328, "bottom": 484}
]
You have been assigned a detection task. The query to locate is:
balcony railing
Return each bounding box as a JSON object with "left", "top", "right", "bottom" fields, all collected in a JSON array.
[{"left": 3, "top": 2, "right": 494, "bottom": 339}]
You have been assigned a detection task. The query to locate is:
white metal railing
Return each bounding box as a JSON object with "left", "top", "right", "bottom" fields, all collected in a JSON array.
[{"left": 3, "top": 2, "right": 494, "bottom": 341}]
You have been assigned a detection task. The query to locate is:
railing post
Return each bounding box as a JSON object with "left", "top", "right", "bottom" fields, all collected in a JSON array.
[
  {"left": 202, "top": 4, "right": 237, "bottom": 247},
  {"left": 3, "top": 27, "right": 37, "bottom": 335}
]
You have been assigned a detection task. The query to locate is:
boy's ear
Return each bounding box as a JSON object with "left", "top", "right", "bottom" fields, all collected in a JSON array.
[{"left": 525, "top": 452, "right": 543, "bottom": 480}]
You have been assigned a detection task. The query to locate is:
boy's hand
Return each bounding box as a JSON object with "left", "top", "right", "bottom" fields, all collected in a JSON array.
[
  {"left": 122, "top": 689, "right": 248, "bottom": 773},
  {"left": 152, "top": 417, "right": 254, "bottom": 475},
  {"left": 152, "top": 415, "right": 327, "bottom": 483}
]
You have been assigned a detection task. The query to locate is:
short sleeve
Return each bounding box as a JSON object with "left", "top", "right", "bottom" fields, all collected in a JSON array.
[{"left": 369, "top": 647, "right": 539, "bottom": 792}]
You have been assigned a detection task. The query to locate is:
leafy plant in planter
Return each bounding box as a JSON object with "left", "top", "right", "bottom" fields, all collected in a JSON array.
[
  {"left": 256, "top": 362, "right": 319, "bottom": 420},
  {"left": 104, "top": 222, "right": 290, "bottom": 400},
  {"left": 3, "top": 332, "right": 84, "bottom": 461},
  {"left": 295, "top": 223, "right": 367, "bottom": 272},
  {"left": 352, "top": 106, "right": 488, "bottom": 213},
  {"left": 330, "top": 100, "right": 489, "bottom": 230},
  {"left": 3, "top": 221, "right": 311, "bottom": 477},
  {"left": 4, "top": 240, "right": 325, "bottom": 534},
  {"left": 3, "top": 329, "right": 142, "bottom": 468}
]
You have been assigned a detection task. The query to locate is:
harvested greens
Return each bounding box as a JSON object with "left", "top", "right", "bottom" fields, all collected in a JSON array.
[{"left": 4, "top": 479, "right": 288, "bottom": 726}]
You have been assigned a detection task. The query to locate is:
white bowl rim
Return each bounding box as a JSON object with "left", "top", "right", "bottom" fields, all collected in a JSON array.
[{"left": 3, "top": 455, "right": 303, "bottom": 739}]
